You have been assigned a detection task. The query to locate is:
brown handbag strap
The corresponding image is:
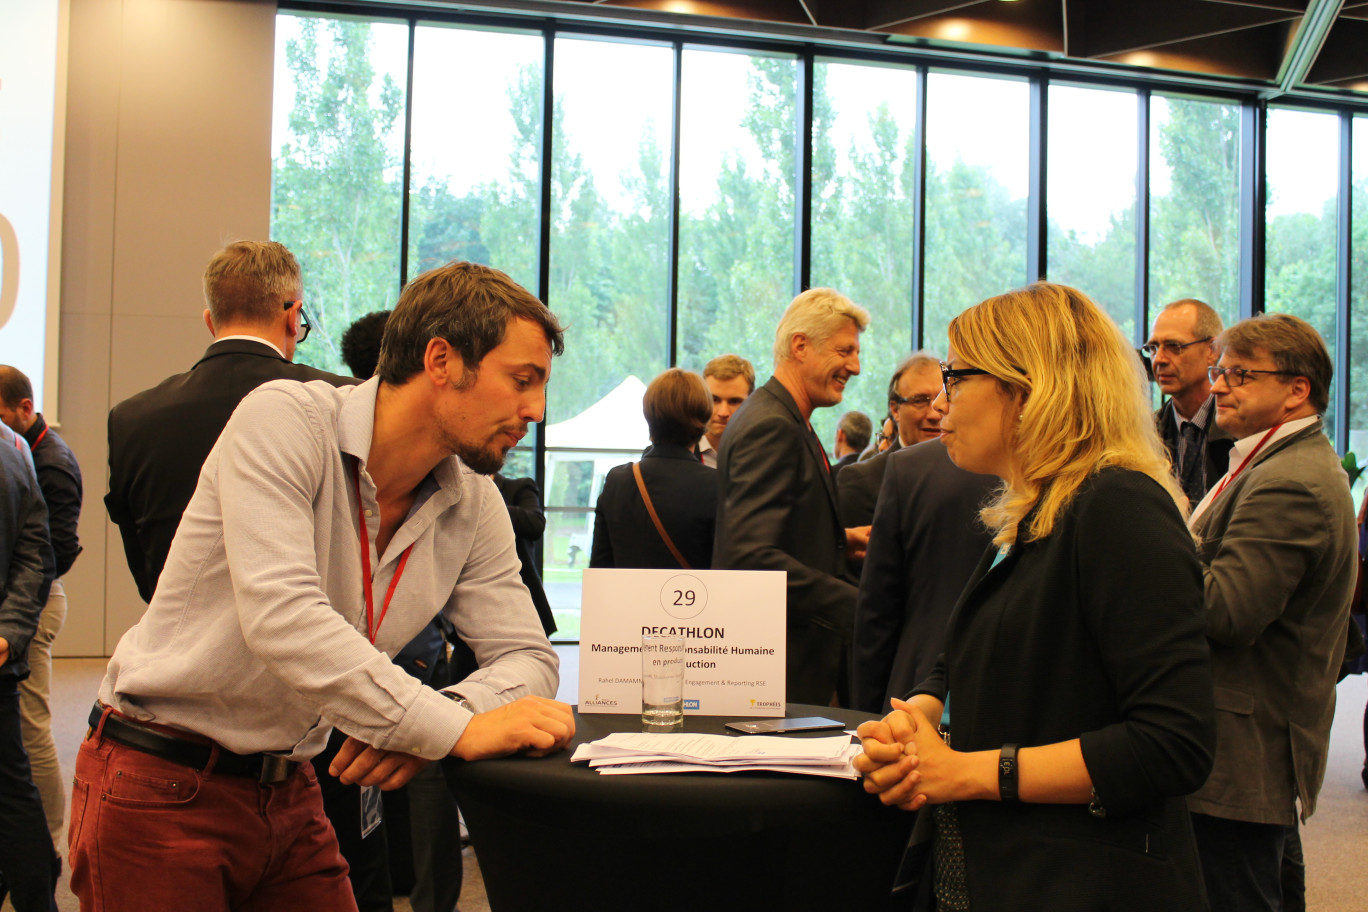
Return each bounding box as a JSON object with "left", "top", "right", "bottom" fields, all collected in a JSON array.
[{"left": 631, "top": 462, "right": 691, "bottom": 570}]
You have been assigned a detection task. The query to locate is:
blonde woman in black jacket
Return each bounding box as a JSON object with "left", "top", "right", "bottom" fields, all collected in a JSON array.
[{"left": 856, "top": 282, "right": 1217, "bottom": 911}]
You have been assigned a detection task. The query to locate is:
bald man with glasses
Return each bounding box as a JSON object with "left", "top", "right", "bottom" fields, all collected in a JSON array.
[{"left": 1145, "top": 298, "right": 1235, "bottom": 507}]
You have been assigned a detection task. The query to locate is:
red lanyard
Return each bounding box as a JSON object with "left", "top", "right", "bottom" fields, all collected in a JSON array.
[
  {"left": 32, "top": 426, "right": 47, "bottom": 449},
  {"left": 352, "top": 462, "right": 413, "bottom": 644},
  {"left": 1212, "top": 423, "right": 1282, "bottom": 500}
]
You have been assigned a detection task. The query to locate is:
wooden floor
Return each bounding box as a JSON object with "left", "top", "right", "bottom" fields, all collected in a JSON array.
[{"left": 9, "top": 653, "right": 1368, "bottom": 912}]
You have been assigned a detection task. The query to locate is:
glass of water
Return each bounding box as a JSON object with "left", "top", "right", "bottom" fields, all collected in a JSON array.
[{"left": 641, "top": 635, "right": 685, "bottom": 732}]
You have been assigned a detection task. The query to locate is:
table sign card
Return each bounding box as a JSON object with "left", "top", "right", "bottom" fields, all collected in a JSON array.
[{"left": 579, "top": 569, "right": 786, "bottom": 717}]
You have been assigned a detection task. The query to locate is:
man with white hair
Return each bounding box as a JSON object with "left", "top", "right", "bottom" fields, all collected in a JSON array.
[{"left": 712, "top": 288, "right": 869, "bottom": 705}]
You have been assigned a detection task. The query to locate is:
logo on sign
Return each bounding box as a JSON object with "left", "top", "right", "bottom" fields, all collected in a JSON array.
[{"left": 684, "top": 699, "right": 699, "bottom": 710}]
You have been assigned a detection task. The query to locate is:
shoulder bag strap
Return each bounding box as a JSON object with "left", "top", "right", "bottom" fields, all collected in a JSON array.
[{"left": 631, "top": 461, "right": 691, "bottom": 570}]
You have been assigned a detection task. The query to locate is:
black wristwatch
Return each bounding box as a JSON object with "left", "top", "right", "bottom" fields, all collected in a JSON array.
[{"left": 998, "top": 743, "right": 1020, "bottom": 802}]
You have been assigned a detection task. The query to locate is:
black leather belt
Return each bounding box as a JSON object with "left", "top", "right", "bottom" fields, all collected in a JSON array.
[{"left": 88, "top": 704, "right": 299, "bottom": 785}]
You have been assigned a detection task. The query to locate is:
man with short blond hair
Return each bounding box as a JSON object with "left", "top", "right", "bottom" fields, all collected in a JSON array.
[
  {"left": 713, "top": 288, "right": 870, "bottom": 704},
  {"left": 1187, "top": 313, "right": 1356, "bottom": 911},
  {"left": 697, "top": 354, "right": 754, "bottom": 468}
]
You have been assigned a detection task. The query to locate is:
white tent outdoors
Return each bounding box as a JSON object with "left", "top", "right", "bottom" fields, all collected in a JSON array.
[
  {"left": 542, "top": 375, "right": 652, "bottom": 568},
  {"left": 545, "top": 375, "right": 649, "bottom": 450}
]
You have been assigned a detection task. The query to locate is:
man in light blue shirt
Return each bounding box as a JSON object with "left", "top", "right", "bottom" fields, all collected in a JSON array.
[{"left": 72, "top": 261, "right": 575, "bottom": 912}]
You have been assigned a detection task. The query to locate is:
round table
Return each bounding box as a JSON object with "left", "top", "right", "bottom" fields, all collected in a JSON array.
[{"left": 443, "top": 704, "right": 916, "bottom": 912}]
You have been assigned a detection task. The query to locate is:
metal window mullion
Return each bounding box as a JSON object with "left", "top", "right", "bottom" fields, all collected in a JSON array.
[
  {"left": 909, "top": 66, "right": 928, "bottom": 350},
  {"left": 667, "top": 41, "right": 683, "bottom": 367},
  {"left": 797, "top": 46, "right": 814, "bottom": 295},
  {"left": 398, "top": 18, "right": 416, "bottom": 289},
  {"left": 1135, "top": 88, "right": 1151, "bottom": 346},
  {"left": 1238, "top": 99, "right": 1266, "bottom": 320},
  {"left": 1027, "top": 73, "right": 1048, "bottom": 284},
  {"left": 1335, "top": 110, "right": 1352, "bottom": 454},
  {"left": 534, "top": 29, "right": 555, "bottom": 504}
]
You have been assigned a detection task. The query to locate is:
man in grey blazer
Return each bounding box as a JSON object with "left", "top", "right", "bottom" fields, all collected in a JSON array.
[
  {"left": 713, "top": 288, "right": 870, "bottom": 705},
  {"left": 1187, "top": 313, "right": 1357, "bottom": 911}
]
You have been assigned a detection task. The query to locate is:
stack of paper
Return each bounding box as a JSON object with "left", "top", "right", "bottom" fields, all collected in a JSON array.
[{"left": 571, "top": 731, "right": 862, "bottom": 779}]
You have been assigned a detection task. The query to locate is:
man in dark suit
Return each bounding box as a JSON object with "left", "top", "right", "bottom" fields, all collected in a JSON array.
[
  {"left": 105, "top": 240, "right": 357, "bottom": 603},
  {"left": 838, "top": 352, "right": 942, "bottom": 530},
  {"left": 713, "top": 288, "right": 870, "bottom": 705},
  {"left": 0, "top": 423, "right": 59, "bottom": 912},
  {"left": 1145, "top": 298, "right": 1234, "bottom": 508},
  {"left": 830, "top": 410, "right": 870, "bottom": 480},
  {"left": 851, "top": 438, "right": 996, "bottom": 713},
  {"left": 1187, "top": 314, "right": 1357, "bottom": 910}
]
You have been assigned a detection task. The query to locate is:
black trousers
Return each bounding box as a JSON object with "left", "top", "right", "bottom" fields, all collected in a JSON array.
[{"left": 0, "top": 680, "right": 59, "bottom": 912}]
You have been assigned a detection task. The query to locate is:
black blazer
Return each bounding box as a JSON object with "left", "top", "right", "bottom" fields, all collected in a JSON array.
[
  {"left": 105, "top": 339, "right": 358, "bottom": 602},
  {"left": 492, "top": 474, "right": 557, "bottom": 636},
  {"left": 850, "top": 439, "right": 996, "bottom": 713},
  {"left": 916, "top": 469, "right": 1216, "bottom": 911},
  {"left": 1156, "top": 397, "right": 1234, "bottom": 507},
  {"left": 712, "top": 377, "right": 857, "bottom": 704},
  {"left": 590, "top": 443, "right": 716, "bottom": 570},
  {"left": 836, "top": 446, "right": 891, "bottom": 529}
]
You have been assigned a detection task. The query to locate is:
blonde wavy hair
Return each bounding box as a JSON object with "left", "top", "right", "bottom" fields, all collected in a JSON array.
[{"left": 948, "top": 282, "right": 1186, "bottom": 549}]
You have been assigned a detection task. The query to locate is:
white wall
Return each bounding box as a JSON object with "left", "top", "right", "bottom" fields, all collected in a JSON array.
[{"left": 58, "top": 0, "right": 276, "bottom": 655}]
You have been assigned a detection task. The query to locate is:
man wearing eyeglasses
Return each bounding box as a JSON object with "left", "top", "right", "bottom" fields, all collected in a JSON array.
[
  {"left": 1145, "top": 298, "right": 1234, "bottom": 508},
  {"left": 1185, "top": 314, "right": 1357, "bottom": 911},
  {"left": 849, "top": 355, "right": 997, "bottom": 712},
  {"left": 837, "top": 352, "right": 942, "bottom": 530},
  {"left": 106, "top": 241, "right": 357, "bottom": 604}
]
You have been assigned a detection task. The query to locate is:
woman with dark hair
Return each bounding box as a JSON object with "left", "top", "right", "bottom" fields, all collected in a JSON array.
[
  {"left": 855, "top": 282, "right": 1216, "bottom": 911},
  {"left": 590, "top": 368, "right": 717, "bottom": 570}
]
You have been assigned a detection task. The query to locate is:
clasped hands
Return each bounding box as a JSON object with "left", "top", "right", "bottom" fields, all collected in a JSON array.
[
  {"left": 330, "top": 694, "right": 575, "bottom": 790},
  {"left": 854, "top": 698, "right": 966, "bottom": 811}
]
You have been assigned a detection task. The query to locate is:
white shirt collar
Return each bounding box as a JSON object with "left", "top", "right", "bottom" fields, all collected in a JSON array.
[
  {"left": 1188, "top": 415, "right": 1319, "bottom": 527},
  {"left": 216, "top": 334, "right": 286, "bottom": 358}
]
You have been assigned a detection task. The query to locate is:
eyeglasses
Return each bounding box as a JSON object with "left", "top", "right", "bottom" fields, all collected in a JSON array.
[
  {"left": 939, "top": 362, "right": 991, "bottom": 402},
  {"left": 1207, "top": 366, "right": 1297, "bottom": 387},
  {"left": 890, "top": 393, "right": 935, "bottom": 409},
  {"left": 285, "top": 300, "right": 312, "bottom": 344},
  {"left": 1141, "top": 337, "right": 1211, "bottom": 359}
]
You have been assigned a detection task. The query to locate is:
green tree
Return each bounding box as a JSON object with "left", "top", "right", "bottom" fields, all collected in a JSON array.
[{"left": 271, "top": 17, "right": 404, "bottom": 374}]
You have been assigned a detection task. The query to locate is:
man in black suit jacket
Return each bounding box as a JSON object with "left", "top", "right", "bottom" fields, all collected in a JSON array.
[
  {"left": 713, "top": 288, "right": 870, "bottom": 705},
  {"left": 105, "top": 241, "right": 357, "bottom": 603},
  {"left": 838, "top": 352, "right": 942, "bottom": 530},
  {"left": 830, "top": 410, "right": 870, "bottom": 481},
  {"left": 851, "top": 438, "right": 996, "bottom": 713},
  {"left": 1145, "top": 298, "right": 1234, "bottom": 507}
]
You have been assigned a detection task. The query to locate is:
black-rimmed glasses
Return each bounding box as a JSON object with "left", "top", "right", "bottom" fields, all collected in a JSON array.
[
  {"left": 940, "top": 363, "right": 991, "bottom": 402},
  {"left": 1141, "top": 336, "right": 1212, "bottom": 359},
  {"left": 285, "top": 300, "right": 312, "bottom": 344},
  {"left": 890, "top": 393, "right": 935, "bottom": 409},
  {"left": 1207, "top": 366, "right": 1297, "bottom": 387}
]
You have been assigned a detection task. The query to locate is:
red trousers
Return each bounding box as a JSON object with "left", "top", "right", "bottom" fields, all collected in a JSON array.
[{"left": 69, "top": 729, "right": 357, "bottom": 912}]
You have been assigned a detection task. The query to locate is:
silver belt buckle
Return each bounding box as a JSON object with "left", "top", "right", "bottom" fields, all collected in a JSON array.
[{"left": 259, "top": 755, "right": 293, "bottom": 785}]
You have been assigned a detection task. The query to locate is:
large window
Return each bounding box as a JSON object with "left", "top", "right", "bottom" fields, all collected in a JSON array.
[
  {"left": 1265, "top": 107, "right": 1340, "bottom": 441},
  {"left": 1148, "top": 95, "right": 1241, "bottom": 327},
  {"left": 271, "top": 14, "right": 409, "bottom": 376},
  {"left": 808, "top": 58, "right": 918, "bottom": 442},
  {"left": 407, "top": 24, "right": 544, "bottom": 292},
  {"left": 1047, "top": 84, "right": 1140, "bottom": 340},
  {"left": 676, "top": 47, "right": 798, "bottom": 379},
  {"left": 923, "top": 71, "right": 1030, "bottom": 354},
  {"left": 273, "top": 8, "right": 1368, "bottom": 639}
]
